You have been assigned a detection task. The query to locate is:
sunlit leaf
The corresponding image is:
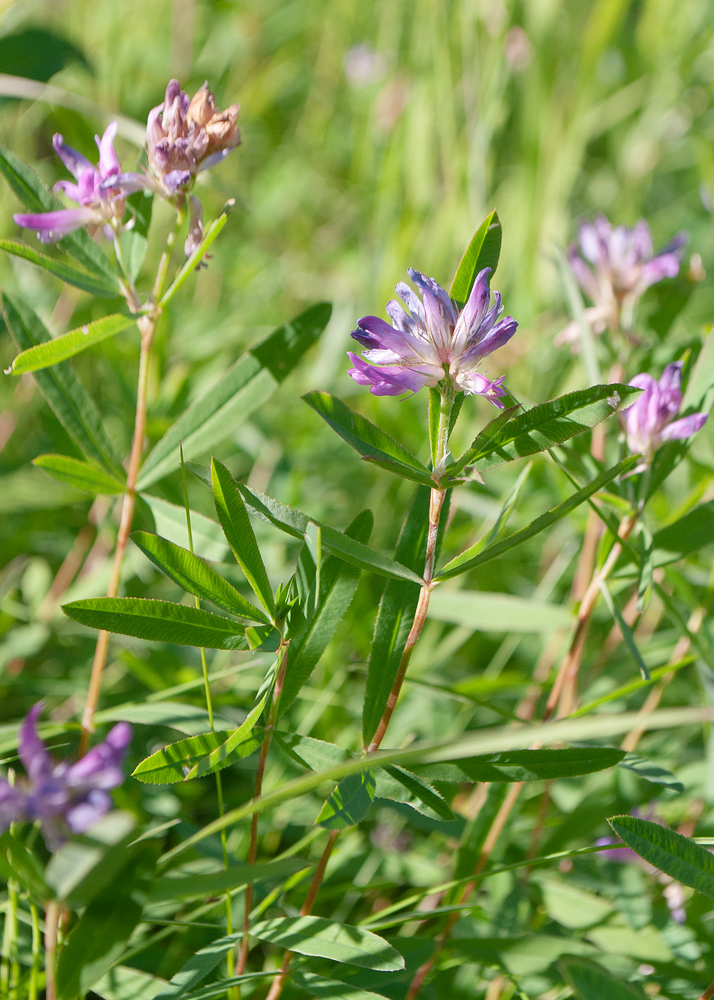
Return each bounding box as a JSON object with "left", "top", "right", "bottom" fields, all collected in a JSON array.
[
  {"left": 34, "top": 454, "right": 125, "bottom": 494},
  {"left": 449, "top": 209, "right": 502, "bottom": 304}
]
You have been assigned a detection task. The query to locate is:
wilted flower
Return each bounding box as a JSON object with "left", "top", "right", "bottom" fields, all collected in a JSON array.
[
  {"left": 348, "top": 267, "right": 517, "bottom": 405},
  {"left": 557, "top": 215, "right": 686, "bottom": 348},
  {"left": 622, "top": 362, "right": 708, "bottom": 469},
  {"left": 0, "top": 704, "right": 132, "bottom": 850},
  {"left": 115, "top": 80, "right": 240, "bottom": 201},
  {"left": 14, "top": 123, "right": 126, "bottom": 242}
]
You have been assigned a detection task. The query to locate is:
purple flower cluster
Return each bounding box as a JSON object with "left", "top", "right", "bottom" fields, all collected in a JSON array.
[
  {"left": 622, "top": 362, "right": 708, "bottom": 469},
  {"left": 14, "top": 124, "right": 126, "bottom": 243},
  {"left": 0, "top": 704, "right": 132, "bottom": 850},
  {"left": 348, "top": 267, "right": 517, "bottom": 405}
]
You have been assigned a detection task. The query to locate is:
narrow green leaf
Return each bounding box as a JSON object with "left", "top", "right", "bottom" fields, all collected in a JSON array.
[
  {"left": 249, "top": 916, "right": 404, "bottom": 971},
  {"left": 158, "top": 207, "right": 231, "bottom": 307},
  {"left": 428, "top": 589, "right": 571, "bottom": 632},
  {"left": 363, "top": 488, "right": 429, "bottom": 743},
  {"left": 282, "top": 509, "right": 373, "bottom": 713},
  {"left": 652, "top": 500, "right": 714, "bottom": 565},
  {"left": 618, "top": 754, "right": 684, "bottom": 793},
  {"left": 446, "top": 405, "right": 520, "bottom": 478},
  {"left": 608, "top": 815, "right": 714, "bottom": 898},
  {"left": 131, "top": 531, "right": 268, "bottom": 623},
  {"left": 303, "top": 391, "right": 434, "bottom": 485},
  {"left": 0, "top": 143, "right": 120, "bottom": 289},
  {"left": 237, "top": 483, "right": 423, "bottom": 585},
  {"left": 150, "top": 857, "right": 306, "bottom": 903},
  {"left": 211, "top": 458, "right": 275, "bottom": 617},
  {"left": 8, "top": 313, "right": 133, "bottom": 374},
  {"left": 185, "top": 694, "right": 267, "bottom": 779},
  {"left": 559, "top": 957, "right": 646, "bottom": 1000},
  {"left": 2, "top": 293, "right": 123, "bottom": 474},
  {"left": 683, "top": 326, "right": 714, "bottom": 411},
  {"left": 137, "top": 303, "right": 331, "bottom": 489},
  {"left": 598, "top": 580, "right": 650, "bottom": 680},
  {"left": 62, "top": 597, "right": 249, "bottom": 650},
  {"left": 377, "top": 765, "right": 455, "bottom": 822},
  {"left": 93, "top": 965, "right": 171, "bottom": 1000},
  {"left": 273, "top": 731, "right": 352, "bottom": 771},
  {"left": 317, "top": 771, "right": 376, "bottom": 830},
  {"left": 0, "top": 239, "right": 120, "bottom": 298},
  {"left": 291, "top": 972, "right": 389, "bottom": 1000},
  {"left": 436, "top": 456, "right": 638, "bottom": 579},
  {"left": 0, "top": 832, "right": 50, "bottom": 899},
  {"left": 142, "top": 495, "right": 228, "bottom": 562},
  {"left": 455, "top": 747, "right": 625, "bottom": 783},
  {"left": 132, "top": 727, "right": 260, "bottom": 785},
  {"left": 33, "top": 454, "right": 125, "bottom": 495},
  {"left": 455, "top": 384, "right": 640, "bottom": 474},
  {"left": 56, "top": 844, "right": 156, "bottom": 1000},
  {"left": 449, "top": 210, "right": 502, "bottom": 304},
  {"left": 149, "top": 933, "right": 269, "bottom": 1000}
]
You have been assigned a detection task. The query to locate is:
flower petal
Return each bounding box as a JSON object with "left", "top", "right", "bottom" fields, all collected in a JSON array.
[
  {"left": 18, "top": 704, "right": 52, "bottom": 783},
  {"left": 14, "top": 208, "right": 96, "bottom": 242},
  {"left": 96, "top": 121, "right": 120, "bottom": 180},
  {"left": 660, "top": 411, "right": 708, "bottom": 442},
  {"left": 52, "top": 134, "right": 93, "bottom": 179}
]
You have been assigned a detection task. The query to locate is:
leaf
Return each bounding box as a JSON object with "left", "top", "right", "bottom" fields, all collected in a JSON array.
[
  {"left": 453, "top": 384, "right": 640, "bottom": 474},
  {"left": 237, "top": 483, "right": 423, "bottom": 585},
  {"left": 0, "top": 144, "right": 120, "bottom": 289},
  {"left": 62, "top": 597, "right": 249, "bottom": 650},
  {"left": 446, "top": 405, "right": 520, "bottom": 478},
  {"left": 598, "top": 580, "right": 650, "bottom": 680},
  {"left": 427, "top": 589, "right": 571, "bottom": 632},
  {"left": 211, "top": 459, "right": 275, "bottom": 617},
  {"left": 376, "top": 765, "right": 455, "bottom": 821},
  {"left": 93, "top": 965, "right": 170, "bottom": 1000},
  {"left": 683, "top": 326, "right": 714, "bottom": 411},
  {"left": 608, "top": 815, "right": 714, "bottom": 898},
  {"left": 273, "top": 731, "right": 352, "bottom": 771},
  {"left": 559, "top": 957, "right": 647, "bottom": 1000},
  {"left": 34, "top": 454, "right": 125, "bottom": 494},
  {"left": 56, "top": 843, "right": 156, "bottom": 1000},
  {"left": 0, "top": 239, "right": 120, "bottom": 298},
  {"left": 363, "top": 488, "right": 429, "bottom": 743},
  {"left": 449, "top": 210, "right": 502, "bottom": 304},
  {"left": 436, "top": 456, "right": 638, "bottom": 579},
  {"left": 45, "top": 811, "right": 137, "bottom": 905},
  {"left": 94, "top": 701, "right": 235, "bottom": 735},
  {"left": 303, "top": 391, "right": 434, "bottom": 486},
  {"left": 291, "top": 972, "right": 389, "bottom": 1000},
  {"left": 454, "top": 747, "right": 625, "bottom": 782},
  {"left": 7, "top": 312, "right": 133, "bottom": 374},
  {"left": 149, "top": 857, "right": 306, "bottom": 903},
  {"left": 137, "top": 303, "right": 331, "bottom": 489},
  {"left": 618, "top": 754, "right": 684, "bottom": 793},
  {"left": 185, "top": 694, "right": 267, "bottom": 779},
  {"left": 132, "top": 726, "right": 261, "bottom": 785},
  {"left": 249, "top": 916, "right": 404, "bottom": 971},
  {"left": 131, "top": 531, "right": 269, "bottom": 623},
  {"left": 317, "top": 771, "right": 376, "bottom": 830},
  {"left": 142, "top": 496, "right": 228, "bottom": 562},
  {"left": 652, "top": 500, "right": 714, "bottom": 564},
  {"left": 2, "top": 293, "right": 123, "bottom": 474},
  {"left": 149, "top": 933, "right": 243, "bottom": 1000},
  {"left": 0, "top": 832, "right": 49, "bottom": 899},
  {"left": 158, "top": 207, "right": 232, "bottom": 306},
  {"left": 119, "top": 190, "right": 153, "bottom": 282},
  {"left": 0, "top": 27, "right": 90, "bottom": 82},
  {"left": 282, "top": 509, "right": 373, "bottom": 713}
]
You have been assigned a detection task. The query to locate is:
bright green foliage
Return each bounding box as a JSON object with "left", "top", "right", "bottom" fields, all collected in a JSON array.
[{"left": 449, "top": 209, "right": 502, "bottom": 305}]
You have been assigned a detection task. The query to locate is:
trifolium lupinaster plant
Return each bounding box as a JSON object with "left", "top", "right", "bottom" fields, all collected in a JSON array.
[{"left": 0, "top": 71, "right": 712, "bottom": 1000}]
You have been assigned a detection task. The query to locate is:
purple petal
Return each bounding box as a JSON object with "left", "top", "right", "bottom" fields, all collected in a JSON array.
[
  {"left": 102, "top": 171, "right": 157, "bottom": 195},
  {"left": 637, "top": 253, "right": 681, "bottom": 291},
  {"left": 567, "top": 244, "right": 599, "bottom": 302},
  {"left": 660, "top": 411, "right": 708, "bottom": 442},
  {"left": 630, "top": 219, "right": 653, "bottom": 261},
  {"left": 578, "top": 219, "right": 606, "bottom": 266},
  {"left": 458, "top": 267, "right": 492, "bottom": 334},
  {"left": 347, "top": 352, "right": 434, "bottom": 396},
  {"left": 163, "top": 169, "right": 192, "bottom": 194},
  {"left": 197, "top": 149, "right": 233, "bottom": 172},
  {"left": 457, "top": 371, "right": 507, "bottom": 406},
  {"left": 394, "top": 281, "right": 425, "bottom": 324},
  {"left": 53, "top": 179, "right": 82, "bottom": 202},
  {"left": 96, "top": 122, "right": 120, "bottom": 180},
  {"left": 65, "top": 789, "right": 111, "bottom": 834},
  {"left": 0, "top": 780, "right": 26, "bottom": 830},
  {"left": 18, "top": 704, "right": 52, "bottom": 783},
  {"left": 459, "top": 316, "right": 517, "bottom": 367},
  {"left": 52, "top": 134, "right": 93, "bottom": 180},
  {"left": 14, "top": 208, "right": 96, "bottom": 242},
  {"left": 67, "top": 722, "right": 131, "bottom": 790}
]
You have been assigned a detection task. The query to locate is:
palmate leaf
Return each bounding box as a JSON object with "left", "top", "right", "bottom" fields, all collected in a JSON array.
[
  {"left": 436, "top": 456, "right": 638, "bottom": 580},
  {"left": 449, "top": 209, "right": 502, "bottom": 305},
  {"left": 2, "top": 294, "right": 123, "bottom": 475},
  {"left": 303, "top": 391, "right": 435, "bottom": 486},
  {"left": 136, "top": 303, "right": 332, "bottom": 489},
  {"left": 608, "top": 814, "right": 714, "bottom": 898},
  {"left": 282, "top": 509, "right": 373, "bottom": 712},
  {"left": 236, "top": 482, "right": 423, "bottom": 585},
  {"left": 0, "top": 239, "right": 120, "bottom": 298},
  {"left": 131, "top": 531, "right": 268, "bottom": 623},
  {"left": 7, "top": 312, "right": 133, "bottom": 374},
  {"left": 0, "top": 143, "right": 120, "bottom": 290},
  {"left": 248, "top": 916, "right": 404, "bottom": 971},
  {"left": 211, "top": 458, "right": 275, "bottom": 617},
  {"left": 62, "top": 597, "right": 249, "bottom": 650},
  {"left": 448, "top": 384, "right": 641, "bottom": 475},
  {"left": 33, "top": 454, "right": 125, "bottom": 495}
]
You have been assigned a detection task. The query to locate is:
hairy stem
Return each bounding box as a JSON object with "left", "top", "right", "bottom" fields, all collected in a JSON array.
[
  {"left": 79, "top": 218, "right": 180, "bottom": 755},
  {"left": 237, "top": 642, "right": 290, "bottom": 976}
]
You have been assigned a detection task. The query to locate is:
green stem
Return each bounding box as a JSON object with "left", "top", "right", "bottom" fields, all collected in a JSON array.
[
  {"left": 180, "top": 447, "right": 236, "bottom": 999},
  {"left": 29, "top": 903, "right": 40, "bottom": 1000}
]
